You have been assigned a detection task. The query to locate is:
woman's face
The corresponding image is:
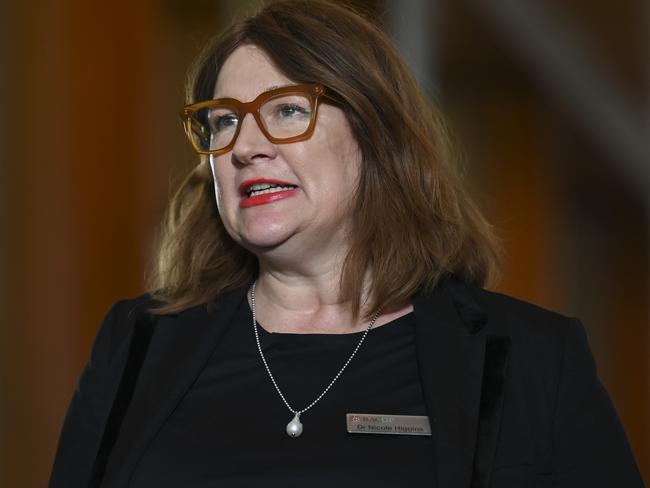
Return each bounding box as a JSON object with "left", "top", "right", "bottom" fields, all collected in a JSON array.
[{"left": 209, "top": 44, "right": 361, "bottom": 261}]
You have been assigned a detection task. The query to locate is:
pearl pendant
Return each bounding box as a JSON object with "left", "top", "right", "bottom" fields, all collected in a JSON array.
[{"left": 286, "top": 413, "right": 303, "bottom": 438}]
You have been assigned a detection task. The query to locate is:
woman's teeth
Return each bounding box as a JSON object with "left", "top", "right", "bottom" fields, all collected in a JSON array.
[{"left": 247, "top": 185, "right": 295, "bottom": 197}]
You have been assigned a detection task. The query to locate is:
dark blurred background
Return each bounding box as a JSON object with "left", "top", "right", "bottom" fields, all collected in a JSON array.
[{"left": 1, "top": 0, "right": 648, "bottom": 485}]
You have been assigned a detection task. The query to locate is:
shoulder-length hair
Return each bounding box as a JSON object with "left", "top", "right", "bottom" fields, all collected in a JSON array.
[{"left": 146, "top": 0, "right": 502, "bottom": 318}]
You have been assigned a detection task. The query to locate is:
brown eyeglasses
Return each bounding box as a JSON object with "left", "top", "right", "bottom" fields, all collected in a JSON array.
[{"left": 179, "top": 83, "right": 337, "bottom": 156}]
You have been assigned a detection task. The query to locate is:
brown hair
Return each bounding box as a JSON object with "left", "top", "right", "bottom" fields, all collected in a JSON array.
[{"left": 146, "top": 0, "right": 502, "bottom": 318}]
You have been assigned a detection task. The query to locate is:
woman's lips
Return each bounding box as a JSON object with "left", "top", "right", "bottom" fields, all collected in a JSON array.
[{"left": 239, "top": 188, "right": 300, "bottom": 208}]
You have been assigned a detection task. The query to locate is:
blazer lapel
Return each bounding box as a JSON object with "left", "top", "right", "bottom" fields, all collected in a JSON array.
[
  {"left": 100, "top": 285, "right": 249, "bottom": 487},
  {"left": 414, "top": 276, "right": 510, "bottom": 488}
]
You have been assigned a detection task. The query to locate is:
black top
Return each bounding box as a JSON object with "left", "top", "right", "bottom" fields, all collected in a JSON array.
[{"left": 130, "top": 298, "right": 436, "bottom": 487}]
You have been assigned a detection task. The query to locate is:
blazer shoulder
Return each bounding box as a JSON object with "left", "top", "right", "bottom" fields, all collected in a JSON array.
[
  {"left": 95, "top": 292, "right": 160, "bottom": 361},
  {"left": 462, "top": 281, "right": 576, "bottom": 347},
  {"left": 475, "top": 286, "right": 570, "bottom": 323},
  {"left": 110, "top": 291, "right": 159, "bottom": 315}
]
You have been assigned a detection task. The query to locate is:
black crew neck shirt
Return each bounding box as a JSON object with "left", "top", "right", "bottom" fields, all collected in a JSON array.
[{"left": 130, "top": 298, "right": 436, "bottom": 487}]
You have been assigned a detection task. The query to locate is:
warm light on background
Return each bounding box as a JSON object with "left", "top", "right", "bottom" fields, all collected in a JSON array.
[{"left": 0, "top": 0, "right": 648, "bottom": 486}]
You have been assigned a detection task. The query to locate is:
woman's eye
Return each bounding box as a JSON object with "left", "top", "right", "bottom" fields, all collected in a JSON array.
[
  {"left": 213, "top": 114, "right": 238, "bottom": 132},
  {"left": 277, "top": 104, "right": 310, "bottom": 118}
]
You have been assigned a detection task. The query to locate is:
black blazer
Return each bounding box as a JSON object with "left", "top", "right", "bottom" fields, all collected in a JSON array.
[{"left": 50, "top": 275, "right": 645, "bottom": 487}]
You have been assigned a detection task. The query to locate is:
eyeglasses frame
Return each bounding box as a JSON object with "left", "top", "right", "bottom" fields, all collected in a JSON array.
[{"left": 179, "top": 83, "right": 337, "bottom": 156}]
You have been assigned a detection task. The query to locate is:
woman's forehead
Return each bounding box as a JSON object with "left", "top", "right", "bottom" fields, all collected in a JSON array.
[{"left": 213, "top": 45, "right": 295, "bottom": 101}]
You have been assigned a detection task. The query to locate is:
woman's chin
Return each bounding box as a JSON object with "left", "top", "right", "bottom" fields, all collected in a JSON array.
[{"left": 239, "top": 230, "right": 295, "bottom": 252}]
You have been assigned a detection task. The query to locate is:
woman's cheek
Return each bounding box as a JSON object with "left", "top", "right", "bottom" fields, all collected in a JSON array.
[{"left": 212, "top": 178, "right": 241, "bottom": 242}]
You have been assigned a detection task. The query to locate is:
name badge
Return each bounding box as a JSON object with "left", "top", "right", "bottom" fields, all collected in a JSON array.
[{"left": 346, "top": 413, "right": 432, "bottom": 436}]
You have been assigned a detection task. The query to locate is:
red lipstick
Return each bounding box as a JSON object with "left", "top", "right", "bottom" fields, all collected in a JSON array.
[{"left": 239, "top": 178, "right": 299, "bottom": 208}]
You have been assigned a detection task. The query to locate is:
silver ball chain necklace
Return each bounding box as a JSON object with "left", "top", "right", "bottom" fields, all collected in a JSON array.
[{"left": 250, "top": 280, "right": 381, "bottom": 438}]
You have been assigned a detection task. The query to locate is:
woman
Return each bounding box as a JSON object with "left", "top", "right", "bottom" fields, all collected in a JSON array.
[{"left": 50, "top": 1, "right": 644, "bottom": 487}]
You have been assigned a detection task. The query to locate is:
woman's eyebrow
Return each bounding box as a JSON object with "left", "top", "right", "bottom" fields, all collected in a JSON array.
[{"left": 214, "top": 83, "right": 294, "bottom": 100}]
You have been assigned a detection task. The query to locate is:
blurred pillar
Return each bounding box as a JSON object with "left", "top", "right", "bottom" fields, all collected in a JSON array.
[
  {"left": 384, "top": 0, "right": 439, "bottom": 93},
  {"left": 0, "top": 0, "right": 10, "bottom": 477},
  {"left": 0, "top": 1, "right": 164, "bottom": 486}
]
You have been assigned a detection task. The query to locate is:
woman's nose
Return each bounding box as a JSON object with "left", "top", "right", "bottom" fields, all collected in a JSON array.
[{"left": 231, "top": 113, "right": 277, "bottom": 163}]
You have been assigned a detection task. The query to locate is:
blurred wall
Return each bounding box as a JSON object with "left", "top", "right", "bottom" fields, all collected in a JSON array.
[{"left": 0, "top": 0, "right": 647, "bottom": 486}]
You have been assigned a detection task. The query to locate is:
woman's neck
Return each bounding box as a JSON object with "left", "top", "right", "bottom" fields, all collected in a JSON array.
[{"left": 251, "top": 267, "right": 412, "bottom": 334}]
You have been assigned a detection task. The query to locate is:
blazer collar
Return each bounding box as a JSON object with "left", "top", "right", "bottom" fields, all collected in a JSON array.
[{"left": 102, "top": 276, "right": 509, "bottom": 488}]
